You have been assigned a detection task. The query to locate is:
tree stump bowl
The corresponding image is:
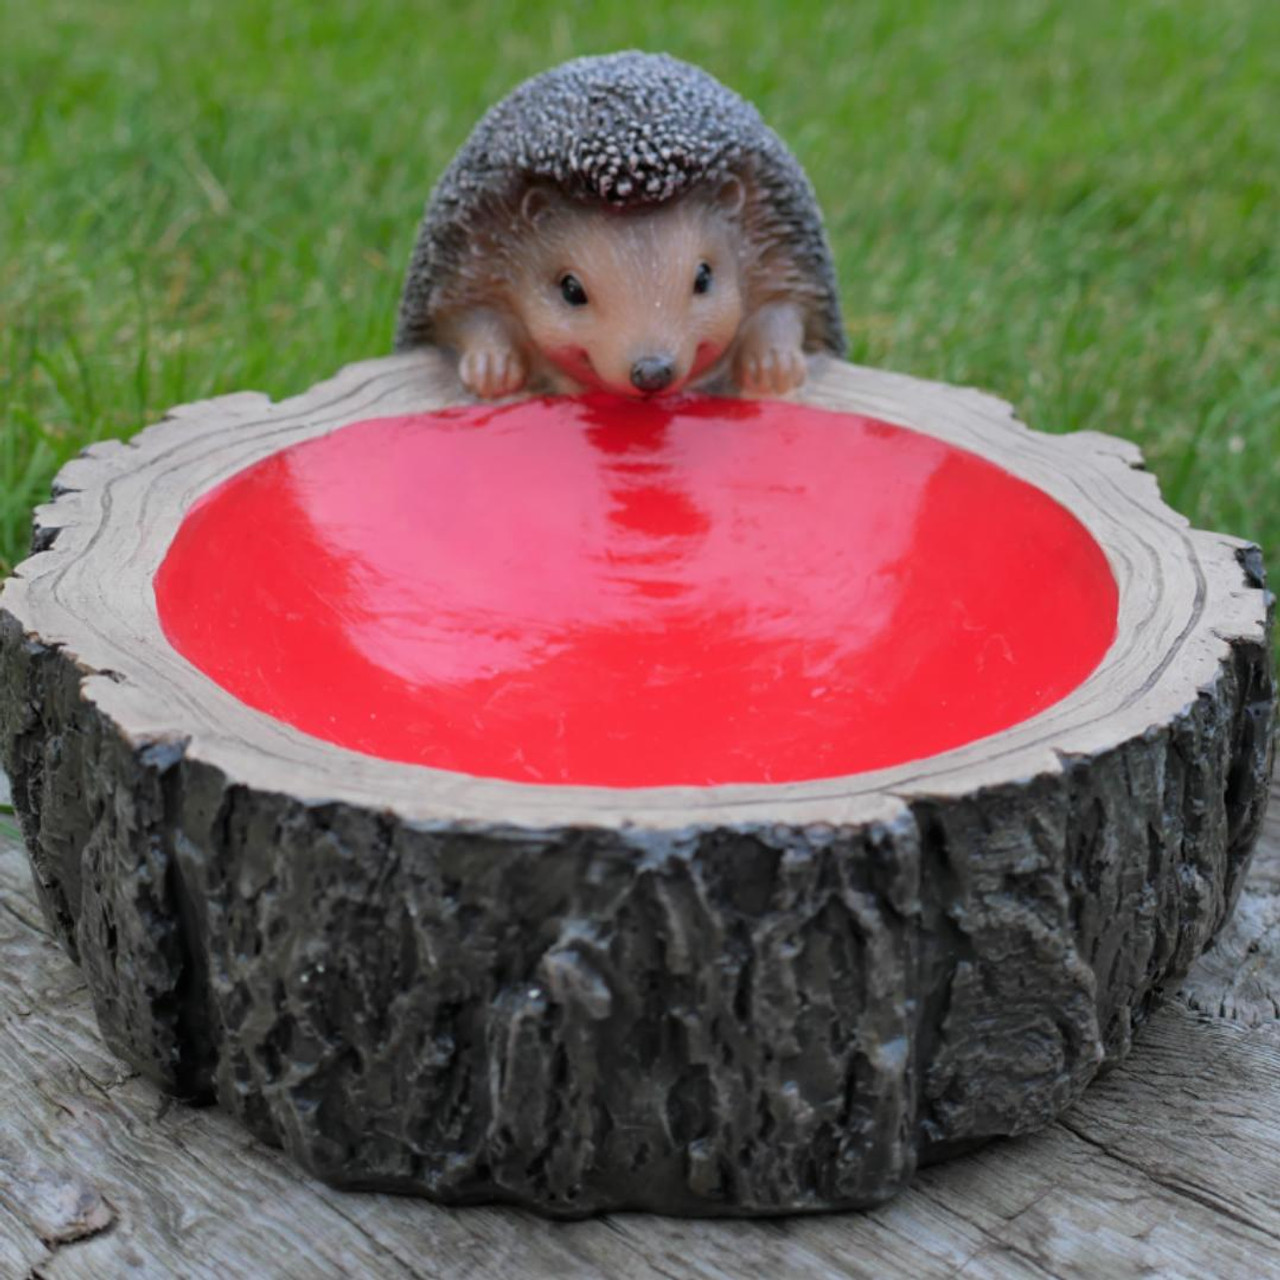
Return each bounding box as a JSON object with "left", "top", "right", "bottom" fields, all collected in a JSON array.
[{"left": 1, "top": 351, "right": 1273, "bottom": 1217}]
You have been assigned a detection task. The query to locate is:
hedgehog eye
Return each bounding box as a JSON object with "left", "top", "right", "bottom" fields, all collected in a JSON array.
[
  {"left": 693, "top": 262, "right": 713, "bottom": 295},
  {"left": 559, "top": 274, "right": 589, "bottom": 307}
]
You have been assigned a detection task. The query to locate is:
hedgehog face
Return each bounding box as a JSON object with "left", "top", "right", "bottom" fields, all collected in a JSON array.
[{"left": 511, "top": 188, "right": 745, "bottom": 398}]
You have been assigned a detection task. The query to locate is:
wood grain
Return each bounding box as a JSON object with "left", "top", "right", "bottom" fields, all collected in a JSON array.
[
  {"left": 3, "top": 787, "right": 1279, "bottom": 1279},
  {"left": 1, "top": 350, "right": 1269, "bottom": 828}
]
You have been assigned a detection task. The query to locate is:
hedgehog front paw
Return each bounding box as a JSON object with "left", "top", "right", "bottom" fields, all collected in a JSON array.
[
  {"left": 734, "top": 343, "right": 808, "bottom": 397},
  {"left": 459, "top": 345, "right": 527, "bottom": 399}
]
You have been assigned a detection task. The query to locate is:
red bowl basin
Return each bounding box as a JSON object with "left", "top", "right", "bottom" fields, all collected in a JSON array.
[{"left": 155, "top": 395, "right": 1117, "bottom": 788}]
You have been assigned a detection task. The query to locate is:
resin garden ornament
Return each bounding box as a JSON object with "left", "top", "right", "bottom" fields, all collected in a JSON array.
[
  {"left": 0, "top": 52, "right": 1273, "bottom": 1218},
  {"left": 395, "top": 50, "right": 845, "bottom": 399}
]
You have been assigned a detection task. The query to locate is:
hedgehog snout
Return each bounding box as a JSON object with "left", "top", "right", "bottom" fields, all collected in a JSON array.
[{"left": 630, "top": 356, "right": 677, "bottom": 393}]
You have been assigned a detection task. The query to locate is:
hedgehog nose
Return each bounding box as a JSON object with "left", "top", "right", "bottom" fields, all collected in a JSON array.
[{"left": 630, "top": 356, "right": 676, "bottom": 393}]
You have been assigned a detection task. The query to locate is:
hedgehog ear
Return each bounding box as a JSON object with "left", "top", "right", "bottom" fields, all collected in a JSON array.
[
  {"left": 521, "top": 187, "right": 554, "bottom": 226},
  {"left": 713, "top": 176, "right": 746, "bottom": 218}
]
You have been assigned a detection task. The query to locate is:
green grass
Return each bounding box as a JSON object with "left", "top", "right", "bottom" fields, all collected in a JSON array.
[{"left": 2, "top": 0, "right": 1278, "bottom": 594}]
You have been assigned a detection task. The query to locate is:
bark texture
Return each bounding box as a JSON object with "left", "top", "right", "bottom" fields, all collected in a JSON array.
[
  {"left": 0, "top": 352, "right": 1273, "bottom": 1216},
  {"left": 7, "top": 810, "right": 1280, "bottom": 1276}
]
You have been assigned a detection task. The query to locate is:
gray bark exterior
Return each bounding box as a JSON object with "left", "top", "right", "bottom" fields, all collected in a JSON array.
[{"left": 1, "top": 584, "right": 1271, "bottom": 1216}]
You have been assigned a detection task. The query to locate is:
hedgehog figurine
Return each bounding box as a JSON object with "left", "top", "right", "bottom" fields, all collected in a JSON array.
[{"left": 394, "top": 51, "right": 846, "bottom": 400}]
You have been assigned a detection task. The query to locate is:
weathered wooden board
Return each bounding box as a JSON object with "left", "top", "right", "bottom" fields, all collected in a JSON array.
[{"left": 2, "top": 783, "right": 1278, "bottom": 1279}]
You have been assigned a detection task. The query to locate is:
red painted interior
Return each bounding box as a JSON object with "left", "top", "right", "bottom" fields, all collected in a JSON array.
[{"left": 154, "top": 396, "right": 1118, "bottom": 788}]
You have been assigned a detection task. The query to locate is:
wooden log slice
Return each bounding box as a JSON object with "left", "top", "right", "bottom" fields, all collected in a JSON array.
[{"left": 0, "top": 351, "right": 1273, "bottom": 1217}]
